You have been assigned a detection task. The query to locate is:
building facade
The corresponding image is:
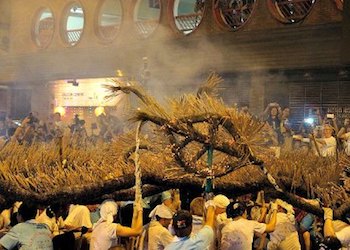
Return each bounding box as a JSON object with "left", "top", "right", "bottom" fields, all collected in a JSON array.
[{"left": 0, "top": 0, "right": 349, "bottom": 124}]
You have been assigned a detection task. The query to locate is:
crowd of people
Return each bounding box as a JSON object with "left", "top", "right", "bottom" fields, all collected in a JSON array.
[
  {"left": 0, "top": 109, "right": 122, "bottom": 147},
  {"left": 1, "top": 102, "right": 349, "bottom": 158},
  {"left": 0, "top": 190, "right": 349, "bottom": 250},
  {"left": 251, "top": 102, "right": 350, "bottom": 158}
]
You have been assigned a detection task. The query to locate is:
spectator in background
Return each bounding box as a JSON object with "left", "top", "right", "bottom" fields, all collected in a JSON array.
[
  {"left": 281, "top": 107, "right": 293, "bottom": 151},
  {"left": 337, "top": 117, "right": 350, "bottom": 155},
  {"left": 4, "top": 116, "right": 17, "bottom": 138},
  {"left": 262, "top": 103, "right": 283, "bottom": 145},
  {"left": 314, "top": 124, "right": 337, "bottom": 157},
  {"left": 0, "top": 121, "right": 6, "bottom": 138}
]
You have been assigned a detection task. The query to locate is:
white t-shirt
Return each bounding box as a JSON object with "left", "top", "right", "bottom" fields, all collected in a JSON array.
[
  {"left": 0, "top": 219, "right": 53, "bottom": 250},
  {"left": 320, "top": 136, "right": 336, "bottom": 157},
  {"left": 90, "top": 222, "right": 119, "bottom": 250},
  {"left": 336, "top": 226, "right": 350, "bottom": 249},
  {"left": 342, "top": 132, "right": 350, "bottom": 156},
  {"left": 148, "top": 220, "right": 174, "bottom": 250},
  {"left": 64, "top": 205, "right": 92, "bottom": 229},
  {"left": 221, "top": 218, "right": 266, "bottom": 250},
  {"left": 165, "top": 225, "right": 214, "bottom": 250}
]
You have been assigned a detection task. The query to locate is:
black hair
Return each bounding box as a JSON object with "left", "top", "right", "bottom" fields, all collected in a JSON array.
[
  {"left": 226, "top": 202, "right": 247, "bottom": 219},
  {"left": 173, "top": 210, "right": 192, "bottom": 238},
  {"left": 46, "top": 203, "right": 64, "bottom": 218},
  {"left": 322, "top": 236, "right": 342, "bottom": 250},
  {"left": 18, "top": 202, "right": 37, "bottom": 221},
  {"left": 10, "top": 212, "right": 18, "bottom": 227}
]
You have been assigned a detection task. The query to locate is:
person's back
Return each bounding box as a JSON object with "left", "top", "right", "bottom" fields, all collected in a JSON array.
[
  {"left": 90, "top": 200, "right": 143, "bottom": 250},
  {"left": 268, "top": 212, "right": 300, "bottom": 250},
  {"left": 64, "top": 204, "right": 92, "bottom": 229},
  {"left": 221, "top": 218, "right": 265, "bottom": 250},
  {"left": 90, "top": 221, "right": 119, "bottom": 250},
  {"left": 0, "top": 202, "right": 53, "bottom": 250},
  {"left": 165, "top": 225, "right": 213, "bottom": 250},
  {"left": 148, "top": 205, "right": 174, "bottom": 250},
  {"left": 165, "top": 204, "right": 215, "bottom": 250},
  {"left": 221, "top": 201, "right": 278, "bottom": 250}
]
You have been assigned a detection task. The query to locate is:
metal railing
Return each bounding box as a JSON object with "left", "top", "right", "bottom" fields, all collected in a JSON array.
[
  {"left": 135, "top": 20, "right": 159, "bottom": 38},
  {"left": 274, "top": 0, "right": 315, "bottom": 21},
  {"left": 99, "top": 25, "right": 120, "bottom": 40},
  {"left": 175, "top": 13, "right": 202, "bottom": 32},
  {"left": 67, "top": 29, "right": 83, "bottom": 45}
]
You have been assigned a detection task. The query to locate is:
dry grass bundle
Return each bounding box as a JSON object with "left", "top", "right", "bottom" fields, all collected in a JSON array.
[{"left": 0, "top": 72, "right": 349, "bottom": 220}]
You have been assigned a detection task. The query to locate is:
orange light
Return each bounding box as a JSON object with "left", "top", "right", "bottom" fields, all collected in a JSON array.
[
  {"left": 54, "top": 106, "right": 66, "bottom": 116},
  {"left": 116, "top": 69, "right": 124, "bottom": 77},
  {"left": 94, "top": 106, "right": 105, "bottom": 117}
]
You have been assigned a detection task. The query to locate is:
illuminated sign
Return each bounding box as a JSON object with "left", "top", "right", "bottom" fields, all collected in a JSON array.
[{"left": 51, "top": 78, "right": 123, "bottom": 107}]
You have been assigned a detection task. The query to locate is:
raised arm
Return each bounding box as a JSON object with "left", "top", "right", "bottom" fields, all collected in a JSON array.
[
  {"left": 323, "top": 208, "right": 336, "bottom": 238},
  {"left": 264, "top": 203, "right": 278, "bottom": 233},
  {"left": 204, "top": 202, "right": 216, "bottom": 229},
  {"left": 116, "top": 206, "right": 143, "bottom": 237}
]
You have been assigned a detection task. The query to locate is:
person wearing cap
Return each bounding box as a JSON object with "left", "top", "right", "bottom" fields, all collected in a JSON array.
[
  {"left": 322, "top": 207, "right": 350, "bottom": 249},
  {"left": 221, "top": 201, "right": 278, "bottom": 250},
  {"left": 213, "top": 194, "right": 230, "bottom": 225},
  {"left": 90, "top": 200, "right": 143, "bottom": 250},
  {"left": 148, "top": 204, "right": 174, "bottom": 250},
  {"left": 164, "top": 200, "right": 216, "bottom": 250},
  {"left": 161, "top": 190, "right": 181, "bottom": 213},
  {"left": 213, "top": 194, "right": 230, "bottom": 249}
]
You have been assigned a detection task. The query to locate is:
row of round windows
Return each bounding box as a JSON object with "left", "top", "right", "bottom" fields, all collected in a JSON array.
[{"left": 33, "top": 0, "right": 343, "bottom": 48}]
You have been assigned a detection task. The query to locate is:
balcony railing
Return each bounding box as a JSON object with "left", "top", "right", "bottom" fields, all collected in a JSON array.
[
  {"left": 99, "top": 25, "right": 120, "bottom": 40},
  {"left": 135, "top": 19, "right": 159, "bottom": 38},
  {"left": 175, "top": 13, "right": 202, "bottom": 33},
  {"left": 220, "top": 3, "right": 255, "bottom": 29},
  {"left": 274, "top": 0, "right": 315, "bottom": 22},
  {"left": 67, "top": 29, "right": 83, "bottom": 45}
]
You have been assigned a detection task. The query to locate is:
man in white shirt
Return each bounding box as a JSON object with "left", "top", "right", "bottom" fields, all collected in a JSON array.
[
  {"left": 148, "top": 204, "right": 174, "bottom": 250},
  {"left": 221, "top": 201, "right": 278, "bottom": 250},
  {"left": 315, "top": 125, "right": 336, "bottom": 157}
]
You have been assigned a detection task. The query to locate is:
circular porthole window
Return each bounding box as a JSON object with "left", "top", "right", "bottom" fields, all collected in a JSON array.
[
  {"left": 33, "top": 8, "right": 55, "bottom": 48},
  {"left": 268, "top": 0, "right": 316, "bottom": 23},
  {"left": 96, "top": 0, "right": 123, "bottom": 41},
  {"left": 134, "top": 0, "right": 161, "bottom": 38},
  {"left": 61, "top": 2, "right": 85, "bottom": 46},
  {"left": 214, "top": 0, "right": 257, "bottom": 31},
  {"left": 173, "top": 0, "right": 205, "bottom": 35}
]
